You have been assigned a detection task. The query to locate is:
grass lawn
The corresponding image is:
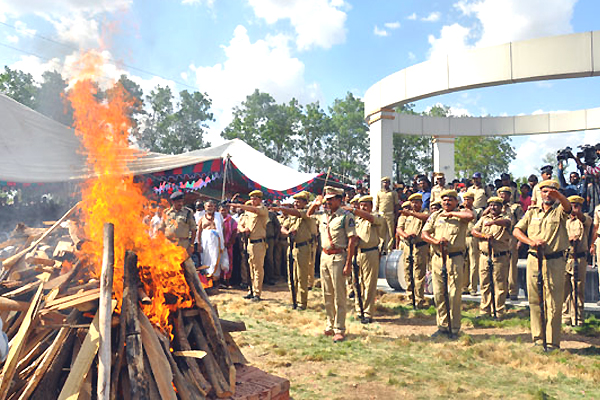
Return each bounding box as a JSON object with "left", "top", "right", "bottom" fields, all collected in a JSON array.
[{"left": 213, "top": 283, "right": 600, "bottom": 400}]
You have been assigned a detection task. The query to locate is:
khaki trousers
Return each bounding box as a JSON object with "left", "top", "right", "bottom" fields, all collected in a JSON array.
[
  {"left": 402, "top": 243, "right": 428, "bottom": 306},
  {"left": 526, "top": 254, "right": 566, "bottom": 348},
  {"left": 248, "top": 241, "right": 267, "bottom": 298},
  {"left": 291, "top": 244, "right": 311, "bottom": 308},
  {"left": 382, "top": 213, "right": 395, "bottom": 252},
  {"left": 321, "top": 252, "right": 348, "bottom": 334},
  {"left": 508, "top": 238, "right": 519, "bottom": 297},
  {"left": 431, "top": 253, "right": 464, "bottom": 334},
  {"left": 355, "top": 249, "right": 380, "bottom": 318},
  {"left": 264, "top": 238, "right": 275, "bottom": 281},
  {"left": 562, "top": 255, "right": 587, "bottom": 325},
  {"left": 274, "top": 239, "right": 288, "bottom": 278},
  {"left": 465, "top": 237, "right": 479, "bottom": 293},
  {"left": 479, "top": 253, "right": 509, "bottom": 316},
  {"left": 308, "top": 241, "right": 316, "bottom": 287}
]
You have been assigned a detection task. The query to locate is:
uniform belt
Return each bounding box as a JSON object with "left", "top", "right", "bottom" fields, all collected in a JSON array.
[
  {"left": 435, "top": 251, "right": 464, "bottom": 258},
  {"left": 322, "top": 247, "right": 345, "bottom": 255},
  {"left": 359, "top": 246, "right": 379, "bottom": 253},
  {"left": 295, "top": 240, "right": 310, "bottom": 248},
  {"left": 480, "top": 250, "right": 509, "bottom": 258},
  {"left": 415, "top": 241, "right": 427, "bottom": 248},
  {"left": 250, "top": 238, "right": 266, "bottom": 244},
  {"left": 528, "top": 250, "right": 564, "bottom": 260},
  {"left": 570, "top": 251, "right": 587, "bottom": 259}
]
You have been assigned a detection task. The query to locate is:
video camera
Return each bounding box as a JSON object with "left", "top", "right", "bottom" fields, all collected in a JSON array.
[
  {"left": 576, "top": 144, "right": 600, "bottom": 166},
  {"left": 556, "top": 147, "right": 572, "bottom": 162}
]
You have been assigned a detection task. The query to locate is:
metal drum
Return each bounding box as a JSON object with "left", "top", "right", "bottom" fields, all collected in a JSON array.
[{"left": 380, "top": 249, "right": 407, "bottom": 291}]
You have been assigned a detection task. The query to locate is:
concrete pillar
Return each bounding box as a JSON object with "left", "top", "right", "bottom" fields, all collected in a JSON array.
[
  {"left": 368, "top": 109, "right": 394, "bottom": 197},
  {"left": 433, "top": 136, "right": 455, "bottom": 181}
]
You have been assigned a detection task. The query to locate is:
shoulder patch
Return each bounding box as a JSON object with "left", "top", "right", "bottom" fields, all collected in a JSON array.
[{"left": 348, "top": 217, "right": 356, "bottom": 228}]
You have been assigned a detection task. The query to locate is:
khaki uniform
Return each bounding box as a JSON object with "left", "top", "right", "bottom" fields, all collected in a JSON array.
[
  {"left": 474, "top": 213, "right": 511, "bottom": 315},
  {"left": 515, "top": 203, "right": 569, "bottom": 349},
  {"left": 375, "top": 189, "right": 398, "bottom": 252},
  {"left": 274, "top": 214, "right": 289, "bottom": 279},
  {"left": 563, "top": 215, "right": 592, "bottom": 325},
  {"left": 307, "top": 213, "right": 319, "bottom": 288},
  {"left": 282, "top": 210, "right": 314, "bottom": 308},
  {"left": 246, "top": 206, "right": 269, "bottom": 298},
  {"left": 264, "top": 212, "right": 280, "bottom": 283},
  {"left": 355, "top": 213, "right": 385, "bottom": 318},
  {"left": 397, "top": 213, "right": 429, "bottom": 306},
  {"left": 238, "top": 213, "right": 250, "bottom": 285},
  {"left": 507, "top": 203, "right": 525, "bottom": 297},
  {"left": 422, "top": 209, "right": 470, "bottom": 334},
  {"left": 315, "top": 208, "right": 356, "bottom": 334},
  {"left": 430, "top": 184, "right": 449, "bottom": 206},
  {"left": 468, "top": 185, "right": 492, "bottom": 210},
  {"left": 464, "top": 207, "right": 480, "bottom": 294},
  {"left": 531, "top": 184, "right": 541, "bottom": 208},
  {"left": 161, "top": 206, "right": 196, "bottom": 250}
]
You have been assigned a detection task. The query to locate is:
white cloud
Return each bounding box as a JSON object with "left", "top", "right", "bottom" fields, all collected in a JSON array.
[
  {"left": 373, "top": 26, "right": 388, "bottom": 37},
  {"left": 10, "top": 55, "right": 62, "bottom": 81},
  {"left": 0, "top": 0, "right": 131, "bottom": 19},
  {"left": 421, "top": 12, "right": 441, "bottom": 22},
  {"left": 408, "top": 51, "right": 416, "bottom": 61},
  {"left": 6, "top": 34, "right": 18, "bottom": 43},
  {"left": 247, "top": 0, "right": 348, "bottom": 51},
  {"left": 189, "top": 25, "right": 320, "bottom": 144},
  {"left": 384, "top": 21, "right": 400, "bottom": 29},
  {"left": 47, "top": 14, "right": 100, "bottom": 48},
  {"left": 181, "top": 0, "right": 215, "bottom": 6},
  {"left": 424, "top": 102, "right": 472, "bottom": 117},
  {"left": 14, "top": 21, "right": 35, "bottom": 37},
  {"left": 407, "top": 12, "right": 417, "bottom": 20},
  {"left": 427, "top": 23, "right": 471, "bottom": 60}
]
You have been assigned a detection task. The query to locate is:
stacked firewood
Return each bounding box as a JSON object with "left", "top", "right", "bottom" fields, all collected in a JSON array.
[{"left": 0, "top": 208, "right": 247, "bottom": 400}]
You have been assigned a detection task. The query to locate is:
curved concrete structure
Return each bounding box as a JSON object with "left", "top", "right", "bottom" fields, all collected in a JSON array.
[{"left": 365, "top": 30, "right": 600, "bottom": 189}]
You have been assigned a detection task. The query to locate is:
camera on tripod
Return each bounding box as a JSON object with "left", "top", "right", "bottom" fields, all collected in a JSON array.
[
  {"left": 576, "top": 144, "right": 600, "bottom": 166},
  {"left": 556, "top": 147, "right": 572, "bottom": 162}
]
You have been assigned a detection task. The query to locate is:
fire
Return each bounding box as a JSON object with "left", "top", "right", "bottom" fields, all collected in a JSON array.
[{"left": 67, "top": 51, "right": 193, "bottom": 334}]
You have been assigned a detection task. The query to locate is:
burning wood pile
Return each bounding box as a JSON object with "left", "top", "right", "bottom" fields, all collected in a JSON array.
[{"left": 0, "top": 214, "right": 247, "bottom": 399}]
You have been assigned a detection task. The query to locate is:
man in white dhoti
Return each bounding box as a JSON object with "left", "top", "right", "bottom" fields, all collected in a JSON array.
[{"left": 196, "top": 200, "right": 229, "bottom": 280}]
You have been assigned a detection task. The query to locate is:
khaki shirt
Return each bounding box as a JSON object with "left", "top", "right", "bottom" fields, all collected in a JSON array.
[
  {"left": 566, "top": 215, "right": 592, "bottom": 253},
  {"left": 502, "top": 203, "right": 524, "bottom": 230},
  {"left": 315, "top": 208, "right": 356, "bottom": 250},
  {"left": 277, "top": 214, "right": 289, "bottom": 241},
  {"left": 473, "top": 213, "right": 511, "bottom": 253},
  {"left": 463, "top": 207, "right": 479, "bottom": 237},
  {"left": 422, "top": 209, "right": 470, "bottom": 253},
  {"left": 356, "top": 213, "right": 385, "bottom": 248},
  {"left": 245, "top": 206, "right": 269, "bottom": 240},
  {"left": 282, "top": 210, "right": 312, "bottom": 243},
  {"left": 430, "top": 184, "right": 449, "bottom": 205},
  {"left": 531, "top": 184, "right": 541, "bottom": 207},
  {"left": 375, "top": 189, "right": 398, "bottom": 215},
  {"left": 593, "top": 204, "right": 600, "bottom": 226},
  {"left": 161, "top": 206, "right": 196, "bottom": 240},
  {"left": 397, "top": 214, "right": 426, "bottom": 244},
  {"left": 467, "top": 185, "right": 491, "bottom": 209},
  {"left": 514, "top": 203, "right": 570, "bottom": 254}
]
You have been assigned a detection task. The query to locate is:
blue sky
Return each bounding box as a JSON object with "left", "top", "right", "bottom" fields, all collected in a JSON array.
[{"left": 1, "top": 0, "right": 600, "bottom": 179}]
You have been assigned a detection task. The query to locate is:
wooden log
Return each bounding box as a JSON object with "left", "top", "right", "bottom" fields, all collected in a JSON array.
[
  {"left": 57, "top": 302, "right": 116, "bottom": 400},
  {"left": 219, "top": 319, "right": 246, "bottom": 333},
  {"left": 42, "top": 261, "right": 81, "bottom": 291},
  {"left": 5, "top": 310, "right": 26, "bottom": 340},
  {"left": 0, "top": 297, "right": 29, "bottom": 311},
  {"left": 137, "top": 288, "right": 151, "bottom": 305},
  {"left": 109, "top": 317, "right": 125, "bottom": 400},
  {"left": 0, "top": 282, "right": 44, "bottom": 400},
  {"left": 155, "top": 328, "right": 203, "bottom": 400},
  {"left": 173, "top": 311, "right": 211, "bottom": 397},
  {"left": 42, "top": 288, "right": 100, "bottom": 312},
  {"left": 97, "top": 223, "right": 114, "bottom": 400},
  {"left": 187, "top": 318, "right": 232, "bottom": 398},
  {"left": 1, "top": 281, "right": 38, "bottom": 299},
  {"left": 1, "top": 203, "right": 79, "bottom": 275},
  {"left": 223, "top": 331, "right": 248, "bottom": 365},
  {"left": 121, "top": 251, "right": 150, "bottom": 399},
  {"left": 139, "top": 313, "right": 177, "bottom": 400},
  {"left": 181, "top": 258, "right": 235, "bottom": 392},
  {"left": 63, "top": 281, "right": 99, "bottom": 296}
]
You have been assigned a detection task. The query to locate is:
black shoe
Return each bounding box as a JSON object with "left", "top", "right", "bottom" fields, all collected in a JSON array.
[
  {"left": 251, "top": 296, "right": 261, "bottom": 302},
  {"left": 349, "top": 291, "right": 355, "bottom": 299},
  {"left": 291, "top": 303, "right": 297, "bottom": 310},
  {"left": 510, "top": 295, "right": 518, "bottom": 301},
  {"left": 243, "top": 293, "right": 254, "bottom": 299},
  {"left": 361, "top": 317, "right": 373, "bottom": 324}
]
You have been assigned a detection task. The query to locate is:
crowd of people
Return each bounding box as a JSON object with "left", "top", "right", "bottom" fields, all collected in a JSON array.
[{"left": 156, "top": 161, "right": 599, "bottom": 350}]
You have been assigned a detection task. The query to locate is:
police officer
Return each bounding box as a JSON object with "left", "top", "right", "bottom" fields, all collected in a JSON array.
[
  {"left": 422, "top": 189, "right": 474, "bottom": 337},
  {"left": 461, "top": 192, "right": 480, "bottom": 295},
  {"left": 231, "top": 190, "right": 269, "bottom": 302},
  {"left": 467, "top": 172, "right": 492, "bottom": 210},
  {"left": 513, "top": 180, "right": 571, "bottom": 351},
  {"left": 396, "top": 193, "right": 429, "bottom": 308},
  {"left": 430, "top": 172, "right": 449, "bottom": 205},
  {"left": 160, "top": 191, "right": 196, "bottom": 254},
  {"left": 375, "top": 177, "right": 399, "bottom": 253},
  {"left": 308, "top": 186, "right": 357, "bottom": 342},
  {"left": 344, "top": 195, "right": 385, "bottom": 323},
  {"left": 497, "top": 186, "right": 524, "bottom": 301},
  {"left": 471, "top": 196, "right": 512, "bottom": 317},
  {"left": 272, "top": 192, "right": 315, "bottom": 310},
  {"left": 531, "top": 165, "right": 553, "bottom": 207},
  {"left": 562, "top": 195, "right": 591, "bottom": 326}
]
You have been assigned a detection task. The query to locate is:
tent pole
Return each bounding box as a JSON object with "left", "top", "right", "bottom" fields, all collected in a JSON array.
[{"left": 221, "top": 154, "right": 230, "bottom": 201}]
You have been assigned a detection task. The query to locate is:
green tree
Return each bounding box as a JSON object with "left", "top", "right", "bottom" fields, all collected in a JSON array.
[
  {"left": 35, "top": 70, "right": 73, "bottom": 126},
  {"left": 0, "top": 66, "right": 38, "bottom": 109},
  {"left": 298, "top": 101, "right": 332, "bottom": 173},
  {"left": 454, "top": 136, "right": 516, "bottom": 180},
  {"left": 329, "top": 92, "right": 369, "bottom": 183},
  {"left": 393, "top": 103, "right": 432, "bottom": 183},
  {"left": 106, "top": 75, "right": 145, "bottom": 137},
  {"left": 221, "top": 89, "right": 300, "bottom": 164}
]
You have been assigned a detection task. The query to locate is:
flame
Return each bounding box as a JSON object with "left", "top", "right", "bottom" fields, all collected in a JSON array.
[{"left": 68, "top": 51, "right": 193, "bottom": 334}]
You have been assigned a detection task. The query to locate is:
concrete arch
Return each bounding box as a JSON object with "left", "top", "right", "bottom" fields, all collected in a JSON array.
[{"left": 365, "top": 30, "right": 600, "bottom": 190}]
